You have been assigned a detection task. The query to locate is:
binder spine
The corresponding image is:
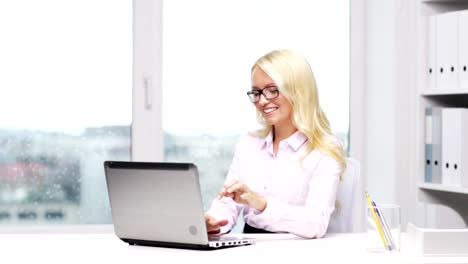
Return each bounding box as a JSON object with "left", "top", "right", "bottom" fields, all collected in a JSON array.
[
  {"left": 432, "top": 107, "right": 442, "bottom": 184},
  {"left": 425, "top": 108, "right": 433, "bottom": 183}
]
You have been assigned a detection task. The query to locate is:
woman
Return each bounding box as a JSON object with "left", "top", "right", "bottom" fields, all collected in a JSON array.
[{"left": 205, "top": 49, "right": 346, "bottom": 239}]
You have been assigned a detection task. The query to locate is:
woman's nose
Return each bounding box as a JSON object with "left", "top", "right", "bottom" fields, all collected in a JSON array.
[{"left": 257, "top": 94, "right": 269, "bottom": 105}]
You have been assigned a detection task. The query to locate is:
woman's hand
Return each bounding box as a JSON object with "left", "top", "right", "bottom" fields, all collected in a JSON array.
[
  {"left": 204, "top": 213, "right": 228, "bottom": 235},
  {"left": 218, "top": 180, "right": 267, "bottom": 212}
]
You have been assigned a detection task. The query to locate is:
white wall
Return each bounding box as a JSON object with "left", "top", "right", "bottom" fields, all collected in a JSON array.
[
  {"left": 349, "top": 0, "right": 366, "bottom": 232},
  {"left": 365, "top": 0, "right": 398, "bottom": 203},
  {"left": 357, "top": 0, "right": 414, "bottom": 230}
]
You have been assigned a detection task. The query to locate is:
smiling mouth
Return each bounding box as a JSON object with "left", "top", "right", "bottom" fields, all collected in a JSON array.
[{"left": 263, "top": 107, "right": 278, "bottom": 114}]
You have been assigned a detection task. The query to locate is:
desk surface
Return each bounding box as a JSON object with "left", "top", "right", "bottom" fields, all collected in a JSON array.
[{"left": 0, "top": 232, "right": 466, "bottom": 264}]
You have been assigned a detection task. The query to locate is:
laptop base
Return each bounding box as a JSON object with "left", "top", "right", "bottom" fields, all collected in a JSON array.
[{"left": 121, "top": 237, "right": 250, "bottom": 250}]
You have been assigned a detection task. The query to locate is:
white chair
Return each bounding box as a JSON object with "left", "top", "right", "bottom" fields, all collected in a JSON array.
[{"left": 327, "top": 157, "right": 360, "bottom": 233}]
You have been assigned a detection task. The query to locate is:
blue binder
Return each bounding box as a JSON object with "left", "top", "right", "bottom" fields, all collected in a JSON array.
[
  {"left": 431, "top": 107, "right": 442, "bottom": 183},
  {"left": 425, "top": 107, "right": 442, "bottom": 183},
  {"left": 425, "top": 108, "right": 433, "bottom": 183}
]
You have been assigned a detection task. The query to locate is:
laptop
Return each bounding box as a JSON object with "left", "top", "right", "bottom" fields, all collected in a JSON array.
[{"left": 103, "top": 161, "right": 256, "bottom": 250}]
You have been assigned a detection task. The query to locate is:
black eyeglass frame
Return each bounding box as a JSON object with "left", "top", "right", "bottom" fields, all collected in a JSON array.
[{"left": 246, "top": 86, "right": 280, "bottom": 103}]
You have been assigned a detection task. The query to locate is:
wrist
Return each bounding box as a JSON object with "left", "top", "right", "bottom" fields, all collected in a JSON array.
[{"left": 256, "top": 195, "right": 267, "bottom": 212}]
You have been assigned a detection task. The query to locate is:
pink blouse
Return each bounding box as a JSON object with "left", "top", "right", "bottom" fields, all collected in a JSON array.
[{"left": 207, "top": 130, "right": 342, "bottom": 238}]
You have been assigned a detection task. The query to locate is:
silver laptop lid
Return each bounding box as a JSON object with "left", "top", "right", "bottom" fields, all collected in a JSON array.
[{"left": 104, "top": 161, "right": 209, "bottom": 245}]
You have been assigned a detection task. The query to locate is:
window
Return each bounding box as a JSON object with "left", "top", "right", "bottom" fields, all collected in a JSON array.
[
  {"left": 162, "top": 0, "right": 349, "bottom": 230},
  {"left": 0, "top": 1, "right": 132, "bottom": 225}
]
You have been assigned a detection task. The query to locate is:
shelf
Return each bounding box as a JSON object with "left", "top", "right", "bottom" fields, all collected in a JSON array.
[
  {"left": 421, "top": 90, "right": 468, "bottom": 96},
  {"left": 416, "top": 0, "right": 468, "bottom": 229},
  {"left": 422, "top": 0, "right": 468, "bottom": 3},
  {"left": 418, "top": 183, "right": 468, "bottom": 224},
  {"left": 418, "top": 182, "right": 468, "bottom": 194}
]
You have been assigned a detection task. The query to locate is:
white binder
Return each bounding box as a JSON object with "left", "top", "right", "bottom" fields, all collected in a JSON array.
[
  {"left": 459, "top": 10, "right": 468, "bottom": 92},
  {"left": 436, "top": 12, "right": 458, "bottom": 91},
  {"left": 427, "top": 15, "right": 437, "bottom": 91},
  {"left": 441, "top": 108, "right": 468, "bottom": 186}
]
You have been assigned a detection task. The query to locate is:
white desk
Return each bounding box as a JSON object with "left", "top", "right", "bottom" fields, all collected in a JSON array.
[{"left": 0, "top": 232, "right": 466, "bottom": 264}]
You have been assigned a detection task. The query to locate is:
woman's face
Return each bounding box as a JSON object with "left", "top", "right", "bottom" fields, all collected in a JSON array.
[{"left": 251, "top": 67, "right": 293, "bottom": 128}]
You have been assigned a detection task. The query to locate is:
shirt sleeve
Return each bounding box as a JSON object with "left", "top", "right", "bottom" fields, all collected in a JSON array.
[
  {"left": 247, "top": 154, "right": 341, "bottom": 238},
  {"left": 206, "top": 138, "right": 245, "bottom": 234}
]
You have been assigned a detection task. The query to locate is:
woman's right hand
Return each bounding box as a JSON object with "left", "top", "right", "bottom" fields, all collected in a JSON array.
[{"left": 204, "top": 213, "right": 228, "bottom": 235}]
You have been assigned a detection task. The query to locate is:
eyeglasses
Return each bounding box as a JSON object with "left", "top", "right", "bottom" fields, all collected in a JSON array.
[{"left": 246, "top": 86, "right": 279, "bottom": 103}]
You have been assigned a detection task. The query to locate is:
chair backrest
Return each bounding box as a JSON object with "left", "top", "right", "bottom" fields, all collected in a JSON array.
[{"left": 327, "top": 157, "right": 360, "bottom": 233}]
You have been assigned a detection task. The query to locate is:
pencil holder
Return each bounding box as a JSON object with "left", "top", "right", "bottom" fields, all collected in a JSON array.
[{"left": 365, "top": 204, "right": 401, "bottom": 252}]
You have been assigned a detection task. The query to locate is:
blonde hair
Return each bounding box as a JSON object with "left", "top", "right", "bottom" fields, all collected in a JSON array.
[{"left": 251, "top": 49, "right": 346, "bottom": 176}]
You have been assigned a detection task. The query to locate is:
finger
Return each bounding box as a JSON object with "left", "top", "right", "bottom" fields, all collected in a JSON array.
[
  {"left": 207, "top": 219, "right": 228, "bottom": 234},
  {"left": 223, "top": 180, "right": 238, "bottom": 190},
  {"left": 205, "top": 216, "right": 228, "bottom": 234},
  {"left": 226, "top": 182, "right": 245, "bottom": 194},
  {"left": 204, "top": 214, "right": 218, "bottom": 227},
  {"left": 209, "top": 217, "right": 220, "bottom": 227},
  {"left": 204, "top": 213, "right": 210, "bottom": 221},
  {"left": 218, "top": 193, "right": 235, "bottom": 200},
  {"left": 204, "top": 213, "right": 214, "bottom": 223},
  {"left": 208, "top": 229, "right": 221, "bottom": 235},
  {"left": 217, "top": 219, "right": 229, "bottom": 226},
  {"left": 217, "top": 180, "right": 236, "bottom": 198},
  {"left": 218, "top": 180, "right": 241, "bottom": 199},
  {"left": 240, "top": 193, "right": 249, "bottom": 200},
  {"left": 223, "top": 192, "right": 235, "bottom": 198},
  {"left": 217, "top": 187, "right": 227, "bottom": 199}
]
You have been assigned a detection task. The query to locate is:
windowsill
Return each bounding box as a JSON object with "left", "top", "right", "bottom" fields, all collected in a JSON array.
[{"left": 0, "top": 224, "right": 114, "bottom": 234}]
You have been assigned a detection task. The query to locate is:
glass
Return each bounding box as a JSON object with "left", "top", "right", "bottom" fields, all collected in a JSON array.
[
  {"left": 366, "top": 204, "right": 401, "bottom": 252},
  {"left": 0, "top": 1, "right": 132, "bottom": 225},
  {"left": 246, "top": 86, "right": 280, "bottom": 103}
]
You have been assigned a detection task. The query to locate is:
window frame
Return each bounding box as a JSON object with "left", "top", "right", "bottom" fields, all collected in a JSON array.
[{"left": 132, "top": 0, "right": 164, "bottom": 162}]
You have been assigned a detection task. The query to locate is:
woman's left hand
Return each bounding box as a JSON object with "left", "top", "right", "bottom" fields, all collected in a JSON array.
[{"left": 218, "top": 180, "right": 267, "bottom": 212}]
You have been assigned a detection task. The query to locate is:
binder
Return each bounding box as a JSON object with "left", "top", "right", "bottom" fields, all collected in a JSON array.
[
  {"left": 431, "top": 107, "right": 442, "bottom": 184},
  {"left": 459, "top": 10, "right": 468, "bottom": 92},
  {"left": 441, "top": 108, "right": 468, "bottom": 186},
  {"left": 425, "top": 107, "right": 442, "bottom": 183},
  {"left": 436, "top": 12, "right": 458, "bottom": 91},
  {"left": 427, "top": 15, "right": 437, "bottom": 91},
  {"left": 424, "top": 108, "right": 433, "bottom": 183}
]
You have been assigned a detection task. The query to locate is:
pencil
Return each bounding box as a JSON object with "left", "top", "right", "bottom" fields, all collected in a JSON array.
[
  {"left": 365, "top": 192, "right": 391, "bottom": 251},
  {"left": 372, "top": 201, "right": 396, "bottom": 250}
]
